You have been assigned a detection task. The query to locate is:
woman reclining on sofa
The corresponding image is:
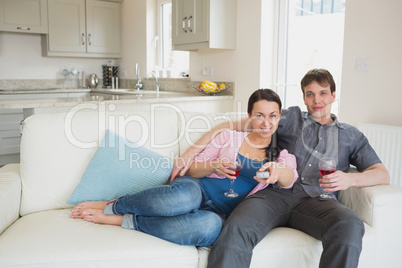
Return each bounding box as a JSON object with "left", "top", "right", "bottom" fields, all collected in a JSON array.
[{"left": 70, "top": 88, "right": 297, "bottom": 247}]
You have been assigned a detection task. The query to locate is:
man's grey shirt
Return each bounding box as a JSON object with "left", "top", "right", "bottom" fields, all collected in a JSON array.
[{"left": 277, "top": 106, "right": 381, "bottom": 197}]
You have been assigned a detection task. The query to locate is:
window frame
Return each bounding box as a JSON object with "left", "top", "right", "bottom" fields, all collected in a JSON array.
[
  {"left": 156, "top": 0, "right": 170, "bottom": 71},
  {"left": 156, "top": 0, "right": 189, "bottom": 78}
]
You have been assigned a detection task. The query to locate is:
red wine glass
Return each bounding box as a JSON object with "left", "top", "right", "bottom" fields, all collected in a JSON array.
[
  {"left": 319, "top": 158, "right": 336, "bottom": 199},
  {"left": 224, "top": 160, "right": 240, "bottom": 198}
]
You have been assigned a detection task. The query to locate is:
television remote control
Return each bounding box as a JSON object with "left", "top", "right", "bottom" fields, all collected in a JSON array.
[{"left": 256, "top": 171, "right": 270, "bottom": 179}]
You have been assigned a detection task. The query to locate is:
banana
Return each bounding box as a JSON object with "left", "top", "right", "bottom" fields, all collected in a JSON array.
[
  {"left": 201, "top": 81, "right": 218, "bottom": 91},
  {"left": 198, "top": 81, "right": 226, "bottom": 93}
]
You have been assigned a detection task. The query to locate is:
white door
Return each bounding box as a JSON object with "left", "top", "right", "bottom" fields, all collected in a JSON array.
[
  {"left": 172, "top": 0, "right": 190, "bottom": 45},
  {"left": 187, "top": 0, "right": 208, "bottom": 44},
  {"left": 86, "top": 0, "right": 121, "bottom": 54},
  {"left": 47, "top": 0, "right": 86, "bottom": 53}
]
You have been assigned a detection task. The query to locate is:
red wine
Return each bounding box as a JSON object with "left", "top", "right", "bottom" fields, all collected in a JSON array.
[
  {"left": 319, "top": 168, "right": 335, "bottom": 176},
  {"left": 234, "top": 168, "right": 241, "bottom": 177}
]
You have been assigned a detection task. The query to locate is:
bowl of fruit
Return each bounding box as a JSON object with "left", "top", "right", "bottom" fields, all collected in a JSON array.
[{"left": 194, "top": 81, "right": 228, "bottom": 95}]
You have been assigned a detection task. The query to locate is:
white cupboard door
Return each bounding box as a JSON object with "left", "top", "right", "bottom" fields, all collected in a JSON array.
[
  {"left": 0, "top": 0, "right": 48, "bottom": 33},
  {"left": 86, "top": 0, "right": 121, "bottom": 54},
  {"left": 172, "top": 0, "right": 189, "bottom": 45},
  {"left": 0, "top": 109, "right": 23, "bottom": 156},
  {"left": 47, "top": 0, "right": 86, "bottom": 53},
  {"left": 188, "top": 0, "right": 208, "bottom": 43}
]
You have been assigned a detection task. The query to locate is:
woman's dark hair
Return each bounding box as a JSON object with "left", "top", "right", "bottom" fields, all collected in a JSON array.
[{"left": 247, "top": 89, "right": 282, "bottom": 162}]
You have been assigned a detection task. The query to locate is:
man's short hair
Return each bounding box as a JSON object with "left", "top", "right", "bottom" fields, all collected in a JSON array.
[{"left": 300, "top": 69, "right": 336, "bottom": 95}]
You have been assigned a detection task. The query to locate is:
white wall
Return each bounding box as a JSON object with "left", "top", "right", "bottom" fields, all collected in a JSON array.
[
  {"left": 189, "top": 0, "right": 276, "bottom": 112},
  {"left": 0, "top": 0, "right": 152, "bottom": 81},
  {"left": 1, "top": 0, "right": 401, "bottom": 128},
  {"left": 0, "top": 32, "right": 106, "bottom": 80},
  {"left": 340, "top": 0, "right": 402, "bottom": 126},
  {"left": 189, "top": 0, "right": 402, "bottom": 127}
]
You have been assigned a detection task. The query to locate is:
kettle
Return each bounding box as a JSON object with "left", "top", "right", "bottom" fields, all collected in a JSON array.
[{"left": 88, "top": 73, "right": 99, "bottom": 89}]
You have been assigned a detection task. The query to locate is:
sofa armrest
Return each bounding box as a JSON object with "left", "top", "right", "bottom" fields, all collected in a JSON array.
[
  {"left": 0, "top": 164, "right": 21, "bottom": 234},
  {"left": 339, "top": 184, "right": 402, "bottom": 227},
  {"left": 339, "top": 184, "right": 402, "bottom": 266}
]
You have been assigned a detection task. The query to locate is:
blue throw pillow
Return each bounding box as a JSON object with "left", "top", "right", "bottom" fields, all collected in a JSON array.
[{"left": 67, "top": 130, "right": 173, "bottom": 205}]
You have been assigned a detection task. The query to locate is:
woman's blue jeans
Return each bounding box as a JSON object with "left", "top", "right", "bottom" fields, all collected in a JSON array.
[{"left": 108, "top": 176, "right": 224, "bottom": 246}]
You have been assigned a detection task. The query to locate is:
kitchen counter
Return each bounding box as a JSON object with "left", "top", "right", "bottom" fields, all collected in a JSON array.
[
  {"left": 0, "top": 88, "right": 92, "bottom": 95},
  {"left": 0, "top": 84, "right": 235, "bottom": 167},
  {"left": 0, "top": 88, "right": 233, "bottom": 109}
]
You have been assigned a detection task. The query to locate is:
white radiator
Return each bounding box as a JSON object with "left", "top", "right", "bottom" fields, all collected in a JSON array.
[{"left": 358, "top": 122, "right": 402, "bottom": 187}]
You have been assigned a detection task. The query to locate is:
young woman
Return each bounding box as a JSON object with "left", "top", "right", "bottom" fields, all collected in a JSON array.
[{"left": 70, "top": 89, "right": 298, "bottom": 247}]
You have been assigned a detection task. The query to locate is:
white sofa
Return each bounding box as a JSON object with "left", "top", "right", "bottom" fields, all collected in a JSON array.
[{"left": 0, "top": 106, "right": 401, "bottom": 268}]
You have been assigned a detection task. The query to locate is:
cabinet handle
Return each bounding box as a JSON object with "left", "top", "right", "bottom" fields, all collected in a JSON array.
[
  {"left": 88, "top": 34, "right": 92, "bottom": 45},
  {"left": 17, "top": 27, "right": 31, "bottom": 31},
  {"left": 182, "top": 17, "right": 187, "bottom": 33},
  {"left": 82, "top": 33, "right": 85, "bottom": 45},
  {"left": 19, "top": 119, "right": 25, "bottom": 135},
  {"left": 188, "top": 16, "right": 192, "bottom": 32}
]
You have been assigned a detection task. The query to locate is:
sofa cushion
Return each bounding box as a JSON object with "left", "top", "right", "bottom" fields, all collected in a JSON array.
[
  {"left": 0, "top": 164, "right": 21, "bottom": 235},
  {"left": 19, "top": 108, "right": 179, "bottom": 216},
  {"left": 0, "top": 209, "right": 198, "bottom": 268},
  {"left": 67, "top": 130, "right": 173, "bottom": 205}
]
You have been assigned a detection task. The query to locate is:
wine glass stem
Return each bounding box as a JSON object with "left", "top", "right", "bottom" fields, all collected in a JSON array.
[{"left": 229, "top": 179, "right": 235, "bottom": 193}]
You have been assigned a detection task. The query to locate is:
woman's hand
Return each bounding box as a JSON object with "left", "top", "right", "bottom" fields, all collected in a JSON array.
[
  {"left": 184, "top": 158, "right": 239, "bottom": 180},
  {"left": 211, "top": 159, "right": 239, "bottom": 180},
  {"left": 170, "top": 151, "right": 195, "bottom": 182},
  {"left": 253, "top": 162, "right": 280, "bottom": 184},
  {"left": 254, "top": 161, "right": 296, "bottom": 188}
]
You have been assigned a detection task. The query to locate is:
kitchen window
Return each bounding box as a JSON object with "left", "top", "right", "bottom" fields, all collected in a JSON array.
[
  {"left": 275, "top": 0, "right": 346, "bottom": 115},
  {"left": 157, "top": 0, "right": 189, "bottom": 78},
  {"left": 296, "top": 0, "right": 346, "bottom": 16}
]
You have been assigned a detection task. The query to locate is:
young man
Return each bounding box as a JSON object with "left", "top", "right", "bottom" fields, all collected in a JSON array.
[{"left": 171, "top": 69, "right": 390, "bottom": 268}]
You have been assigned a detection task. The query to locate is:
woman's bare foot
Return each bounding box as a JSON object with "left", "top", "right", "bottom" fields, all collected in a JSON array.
[
  {"left": 82, "top": 209, "right": 123, "bottom": 226},
  {"left": 71, "top": 201, "right": 109, "bottom": 219}
]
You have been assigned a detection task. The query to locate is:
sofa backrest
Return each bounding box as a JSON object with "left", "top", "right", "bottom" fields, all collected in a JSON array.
[{"left": 19, "top": 107, "right": 180, "bottom": 216}]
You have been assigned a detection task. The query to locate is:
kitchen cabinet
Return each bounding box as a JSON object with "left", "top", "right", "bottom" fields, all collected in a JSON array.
[
  {"left": 42, "top": 0, "right": 121, "bottom": 58},
  {"left": 0, "top": 109, "right": 23, "bottom": 166},
  {"left": 0, "top": 0, "right": 48, "bottom": 33},
  {"left": 172, "top": 0, "right": 236, "bottom": 51}
]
